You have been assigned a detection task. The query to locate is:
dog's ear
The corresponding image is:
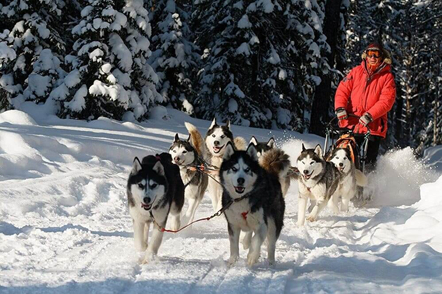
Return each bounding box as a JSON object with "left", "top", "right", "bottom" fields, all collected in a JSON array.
[
  {"left": 131, "top": 157, "right": 142, "bottom": 174},
  {"left": 223, "top": 141, "right": 235, "bottom": 161},
  {"left": 153, "top": 161, "right": 165, "bottom": 176},
  {"left": 314, "top": 144, "right": 323, "bottom": 158},
  {"left": 187, "top": 134, "right": 191, "bottom": 143},
  {"left": 267, "top": 137, "right": 275, "bottom": 148},
  {"left": 246, "top": 143, "right": 258, "bottom": 161},
  {"left": 250, "top": 136, "right": 258, "bottom": 146},
  {"left": 209, "top": 118, "right": 217, "bottom": 129},
  {"left": 225, "top": 120, "right": 231, "bottom": 130},
  {"left": 302, "top": 143, "right": 306, "bottom": 152},
  {"left": 174, "top": 133, "right": 180, "bottom": 142}
]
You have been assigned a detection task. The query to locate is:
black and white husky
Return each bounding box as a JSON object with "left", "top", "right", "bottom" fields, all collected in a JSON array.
[
  {"left": 296, "top": 144, "right": 341, "bottom": 226},
  {"left": 249, "top": 136, "right": 275, "bottom": 157},
  {"left": 329, "top": 147, "right": 368, "bottom": 211},
  {"left": 204, "top": 118, "right": 246, "bottom": 212},
  {"left": 169, "top": 122, "right": 208, "bottom": 224},
  {"left": 250, "top": 136, "right": 292, "bottom": 197},
  {"left": 127, "top": 153, "right": 184, "bottom": 263},
  {"left": 220, "top": 142, "right": 285, "bottom": 266}
]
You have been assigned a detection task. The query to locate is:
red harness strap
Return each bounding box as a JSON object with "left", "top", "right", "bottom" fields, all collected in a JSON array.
[{"left": 241, "top": 211, "right": 248, "bottom": 220}]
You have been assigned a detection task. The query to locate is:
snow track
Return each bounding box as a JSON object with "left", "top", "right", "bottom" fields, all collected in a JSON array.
[{"left": 1, "top": 110, "right": 441, "bottom": 293}]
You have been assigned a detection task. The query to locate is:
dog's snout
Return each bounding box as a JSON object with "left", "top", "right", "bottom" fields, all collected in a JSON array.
[
  {"left": 174, "top": 156, "right": 179, "bottom": 161},
  {"left": 339, "top": 163, "right": 343, "bottom": 167},
  {"left": 303, "top": 170, "right": 309, "bottom": 175},
  {"left": 237, "top": 178, "right": 245, "bottom": 185},
  {"left": 143, "top": 197, "right": 151, "bottom": 203},
  {"left": 214, "top": 140, "right": 220, "bottom": 146}
]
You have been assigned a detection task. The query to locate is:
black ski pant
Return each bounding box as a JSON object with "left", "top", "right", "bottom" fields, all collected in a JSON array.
[{"left": 355, "top": 135, "right": 381, "bottom": 173}]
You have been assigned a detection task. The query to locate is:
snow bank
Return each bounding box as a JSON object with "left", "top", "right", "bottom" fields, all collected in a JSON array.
[{"left": 0, "top": 110, "right": 37, "bottom": 125}]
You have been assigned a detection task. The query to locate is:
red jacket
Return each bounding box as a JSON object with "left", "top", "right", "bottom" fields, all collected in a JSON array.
[{"left": 335, "top": 60, "right": 396, "bottom": 138}]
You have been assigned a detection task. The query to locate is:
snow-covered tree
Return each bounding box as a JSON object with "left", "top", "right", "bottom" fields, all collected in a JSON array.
[
  {"left": 0, "top": 0, "right": 65, "bottom": 108},
  {"left": 148, "top": 0, "right": 200, "bottom": 115},
  {"left": 57, "top": 0, "right": 161, "bottom": 121},
  {"left": 192, "top": 0, "right": 329, "bottom": 130}
]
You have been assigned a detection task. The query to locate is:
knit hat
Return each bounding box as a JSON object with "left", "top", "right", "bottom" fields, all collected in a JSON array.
[{"left": 365, "top": 42, "right": 383, "bottom": 52}]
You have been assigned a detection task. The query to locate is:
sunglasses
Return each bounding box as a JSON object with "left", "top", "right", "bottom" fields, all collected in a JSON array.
[{"left": 366, "top": 51, "right": 381, "bottom": 58}]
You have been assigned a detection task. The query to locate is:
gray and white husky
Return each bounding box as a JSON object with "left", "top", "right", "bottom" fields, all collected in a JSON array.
[
  {"left": 329, "top": 147, "right": 368, "bottom": 212},
  {"left": 127, "top": 153, "right": 184, "bottom": 263},
  {"left": 204, "top": 118, "right": 246, "bottom": 212},
  {"left": 220, "top": 142, "right": 285, "bottom": 266},
  {"left": 169, "top": 122, "right": 208, "bottom": 224},
  {"left": 250, "top": 136, "right": 292, "bottom": 197},
  {"left": 297, "top": 144, "right": 341, "bottom": 226}
]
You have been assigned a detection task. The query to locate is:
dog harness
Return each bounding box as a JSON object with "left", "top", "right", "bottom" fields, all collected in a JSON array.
[{"left": 331, "top": 133, "right": 358, "bottom": 164}]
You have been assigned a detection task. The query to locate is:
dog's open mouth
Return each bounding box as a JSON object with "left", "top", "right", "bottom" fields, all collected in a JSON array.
[
  {"left": 303, "top": 172, "right": 313, "bottom": 180},
  {"left": 141, "top": 203, "right": 152, "bottom": 211},
  {"left": 213, "top": 145, "right": 225, "bottom": 154},
  {"left": 339, "top": 167, "right": 345, "bottom": 172},
  {"left": 234, "top": 186, "right": 245, "bottom": 194}
]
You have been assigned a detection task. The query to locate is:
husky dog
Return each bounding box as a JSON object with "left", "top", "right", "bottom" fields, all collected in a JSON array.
[
  {"left": 250, "top": 136, "right": 275, "bottom": 157},
  {"left": 204, "top": 118, "right": 246, "bottom": 212},
  {"left": 169, "top": 122, "right": 208, "bottom": 224},
  {"left": 250, "top": 136, "right": 292, "bottom": 197},
  {"left": 297, "top": 144, "right": 341, "bottom": 226},
  {"left": 220, "top": 142, "right": 285, "bottom": 266},
  {"left": 329, "top": 147, "right": 368, "bottom": 212},
  {"left": 127, "top": 153, "right": 184, "bottom": 263}
]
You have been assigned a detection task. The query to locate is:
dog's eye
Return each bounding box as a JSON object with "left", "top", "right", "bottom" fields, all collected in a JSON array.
[
  {"left": 244, "top": 168, "right": 251, "bottom": 173},
  {"left": 150, "top": 183, "right": 157, "bottom": 189},
  {"left": 138, "top": 183, "right": 145, "bottom": 189},
  {"left": 310, "top": 162, "right": 314, "bottom": 165},
  {"left": 232, "top": 166, "right": 238, "bottom": 172},
  {"left": 172, "top": 150, "right": 176, "bottom": 153},
  {"left": 183, "top": 151, "right": 187, "bottom": 154},
  {"left": 221, "top": 135, "right": 225, "bottom": 139},
  {"left": 212, "top": 134, "right": 215, "bottom": 137}
]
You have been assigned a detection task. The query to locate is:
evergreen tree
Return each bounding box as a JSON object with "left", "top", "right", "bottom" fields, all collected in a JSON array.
[
  {"left": 192, "top": 0, "right": 329, "bottom": 130},
  {"left": 57, "top": 0, "right": 160, "bottom": 121},
  {"left": 148, "top": 0, "right": 200, "bottom": 115},
  {"left": 0, "top": 0, "right": 65, "bottom": 108}
]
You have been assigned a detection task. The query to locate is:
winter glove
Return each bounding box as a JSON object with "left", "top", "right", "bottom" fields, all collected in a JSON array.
[
  {"left": 359, "top": 112, "right": 373, "bottom": 127},
  {"left": 335, "top": 108, "right": 348, "bottom": 121}
]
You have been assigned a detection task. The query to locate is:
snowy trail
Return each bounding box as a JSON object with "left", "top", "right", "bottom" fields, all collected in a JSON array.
[{"left": 1, "top": 110, "right": 442, "bottom": 293}]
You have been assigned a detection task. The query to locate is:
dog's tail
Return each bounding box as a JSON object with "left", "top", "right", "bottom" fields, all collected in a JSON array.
[
  {"left": 185, "top": 122, "right": 205, "bottom": 156},
  {"left": 234, "top": 136, "right": 247, "bottom": 151},
  {"left": 259, "top": 148, "right": 291, "bottom": 178},
  {"left": 355, "top": 169, "right": 368, "bottom": 187}
]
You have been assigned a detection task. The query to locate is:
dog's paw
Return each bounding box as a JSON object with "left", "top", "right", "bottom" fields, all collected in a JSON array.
[
  {"left": 227, "top": 255, "right": 238, "bottom": 266},
  {"left": 306, "top": 215, "right": 317, "bottom": 222},
  {"left": 247, "top": 251, "right": 260, "bottom": 267},
  {"left": 141, "top": 252, "right": 155, "bottom": 264}
]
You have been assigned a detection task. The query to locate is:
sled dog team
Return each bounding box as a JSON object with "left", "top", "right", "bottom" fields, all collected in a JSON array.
[{"left": 127, "top": 119, "right": 367, "bottom": 265}]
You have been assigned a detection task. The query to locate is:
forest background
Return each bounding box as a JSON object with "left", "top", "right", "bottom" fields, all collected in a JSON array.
[{"left": 0, "top": 0, "right": 440, "bottom": 153}]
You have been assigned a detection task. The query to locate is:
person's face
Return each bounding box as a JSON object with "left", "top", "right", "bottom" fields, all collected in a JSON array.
[{"left": 366, "top": 50, "right": 382, "bottom": 66}]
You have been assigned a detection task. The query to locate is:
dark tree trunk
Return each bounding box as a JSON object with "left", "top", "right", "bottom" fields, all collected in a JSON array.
[{"left": 309, "top": 0, "right": 343, "bottom": 136}]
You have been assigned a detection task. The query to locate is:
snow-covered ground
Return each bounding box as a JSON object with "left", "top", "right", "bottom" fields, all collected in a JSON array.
[{"left": 1, "top": 105, "right": 441, "bottom": 294}]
